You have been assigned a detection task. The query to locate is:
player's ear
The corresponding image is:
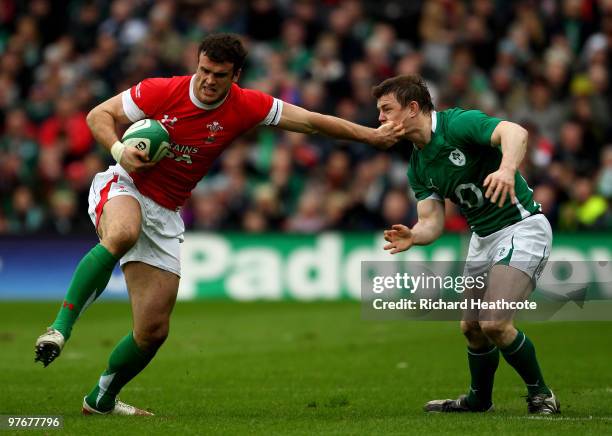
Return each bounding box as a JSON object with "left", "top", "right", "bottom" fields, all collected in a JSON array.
[
  {"left": 232, "top": 68, "right": 242, "bottom": 82},
  {"left": 408, "top": 101, "right": 420, "bottom": 117}
]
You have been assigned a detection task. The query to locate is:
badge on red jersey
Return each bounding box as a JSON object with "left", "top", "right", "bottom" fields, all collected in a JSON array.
[{"left": 205, "top": 121, "right": 223, "bottom": 143}]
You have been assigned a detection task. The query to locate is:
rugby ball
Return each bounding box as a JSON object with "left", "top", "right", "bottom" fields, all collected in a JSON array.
[{"left": 122, "top": 119, "right": 171, "bottom": 163}]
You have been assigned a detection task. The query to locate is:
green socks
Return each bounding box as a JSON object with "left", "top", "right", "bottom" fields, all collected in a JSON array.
[
  {"left": 51, "top": 245, "right": 157, "bottom": 412},
  {"left": 85, "top": 332, "right": 156, "bottom": 412},
  {"left": 465, "top": 343, "right": 499, "bottom": 409},
  {"left": 51, "top": 244, "right": 118, "bottom": 340},
  {"left": 501, "top": 330, "right": 552, "bottom": 397},
  {"left": 465, "top": 331, "right": 551, "bottom": 408}
]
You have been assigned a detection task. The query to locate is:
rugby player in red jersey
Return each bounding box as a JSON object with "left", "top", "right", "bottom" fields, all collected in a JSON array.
[{"left": 34, "top": 34, "right": 404, "bottom": 415}]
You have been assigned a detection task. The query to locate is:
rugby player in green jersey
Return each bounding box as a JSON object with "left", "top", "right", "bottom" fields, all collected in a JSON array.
[{"left": 375, "top": 75, "right": 559, "bottom": 414}]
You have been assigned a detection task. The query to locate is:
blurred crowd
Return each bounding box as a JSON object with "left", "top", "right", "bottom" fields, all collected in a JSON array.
[{"left": 1, "top": 0, "right": 611, "bottom": 235}]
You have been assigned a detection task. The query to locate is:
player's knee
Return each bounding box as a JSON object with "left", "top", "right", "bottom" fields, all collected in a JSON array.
[
  {"left": 461, "top": 320, "right": 488, "bottom": 347},
  {"left": 479, "top": 320, "right": 510, "bottom": 342},
  {"left": 460, "top": 320, "right": 480, "bottom": 337},
  {"left": 135, "top": 321, "right": 169, "bottom": 351},
  {"left": 101, "top": 225, "right": 139, "bottom": 257}
]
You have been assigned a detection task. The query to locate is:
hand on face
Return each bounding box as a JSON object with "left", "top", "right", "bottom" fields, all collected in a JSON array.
[{"left": 373, "top": 121, "right": 407, "bottom": 149}]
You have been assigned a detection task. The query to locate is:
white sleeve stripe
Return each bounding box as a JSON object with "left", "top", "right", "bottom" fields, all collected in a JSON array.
[
  {"left": 425, "top": 193, "right": 444, "bottom": 202},
  {"left": 121, "top": 90, "right": 146, "bottom": 122},
  {"left": 260, "top": 98, "right": 283, "bottom": 126}
]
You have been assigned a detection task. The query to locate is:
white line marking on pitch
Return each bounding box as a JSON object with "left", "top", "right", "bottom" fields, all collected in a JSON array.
[{"left": 496, "top": 416, "right": 612, "bottom": 422}]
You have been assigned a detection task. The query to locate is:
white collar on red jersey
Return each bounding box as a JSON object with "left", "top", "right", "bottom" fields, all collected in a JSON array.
[
  {"left": 189, "top": 74, "right": 230, "bottom": 110},
  {"left": 431, "top": 110, "right": 437, "bottom": 133}
]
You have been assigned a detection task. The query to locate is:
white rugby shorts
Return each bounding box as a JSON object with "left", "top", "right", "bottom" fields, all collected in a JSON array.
[
  {"left": 87, "top": 165, "right": 184, "bottom": 276},
  {"left": 464, "top": 213, "right": 552, "bottom": 284}
]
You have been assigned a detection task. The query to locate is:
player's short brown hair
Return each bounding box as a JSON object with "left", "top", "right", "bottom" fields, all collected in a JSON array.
[
  {"left": 198, "top": 33, "right": 247, "bottom": 73},
  {"left": 372, "top": 75, "right": 434, "bottom": 113}
]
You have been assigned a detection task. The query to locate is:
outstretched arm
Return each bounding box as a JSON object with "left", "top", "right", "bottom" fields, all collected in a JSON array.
[
  {"left": 275, "top": 102, "right": 405, "bottom": 149},
  {"left": 383, "top": 198, "right": 445, "bottom": 254},
  {"left": 483, "top": 121, "right": 528, "bottom": 207}
]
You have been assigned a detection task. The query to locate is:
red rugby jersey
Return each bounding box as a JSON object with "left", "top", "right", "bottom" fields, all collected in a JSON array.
[{"left": 121, "top": 75, "right": 282, "bottom": 210}]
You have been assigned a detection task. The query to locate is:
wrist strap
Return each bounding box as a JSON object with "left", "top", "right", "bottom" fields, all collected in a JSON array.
[{"left": 110, "top": 141, "right": 126, "bottom": 163}]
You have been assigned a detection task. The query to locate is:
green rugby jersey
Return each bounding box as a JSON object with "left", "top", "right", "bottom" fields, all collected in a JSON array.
[{"left": 407, "top": 108, "right": 541, "bottom": 236}]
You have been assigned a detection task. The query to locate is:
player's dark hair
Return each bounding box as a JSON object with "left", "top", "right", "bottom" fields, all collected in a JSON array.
[
  {"left": 198, "top": 33, "right": 247, "bottom": 73},
  {"left": 372, "top": 75, "right": 434, "bottom": 113}
]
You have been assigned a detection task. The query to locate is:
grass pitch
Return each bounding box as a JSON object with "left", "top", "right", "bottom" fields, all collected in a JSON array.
[{"left": 1, "top": 301, "right": 611, "bottom": 435}]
